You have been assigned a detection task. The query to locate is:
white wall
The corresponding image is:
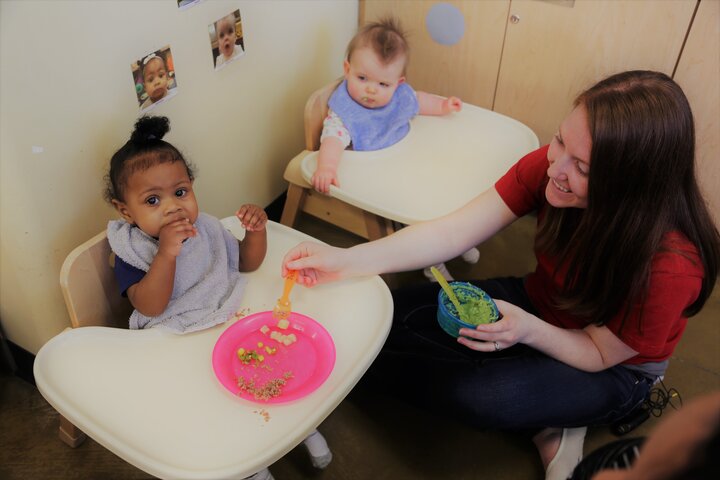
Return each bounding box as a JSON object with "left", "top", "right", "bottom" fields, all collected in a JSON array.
[{"left": 0, "top": 0, "right": 358, "bottom": 354}]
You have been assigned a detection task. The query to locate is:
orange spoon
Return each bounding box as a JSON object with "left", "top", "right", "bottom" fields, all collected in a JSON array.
[{"left": 272, "top": 270, "right": 297, "bottom": 320}]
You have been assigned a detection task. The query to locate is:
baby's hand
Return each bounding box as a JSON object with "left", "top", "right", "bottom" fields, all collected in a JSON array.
[
  {"left": 443, "top": 96, "right": 462, "bottom": 114},
  {"left": 158, "top": 218, "right": 197, "bottom": 258},
  {"left": 236, "top": 204, "right": 268, "bottom": 232},
  {"left": 312, "top": 166, "right": 339, "bottom": 195}
]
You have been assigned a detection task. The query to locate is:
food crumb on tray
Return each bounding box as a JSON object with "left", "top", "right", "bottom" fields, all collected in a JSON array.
[{"left": 253, "top": 408, "right": 271, "bottom": 422}]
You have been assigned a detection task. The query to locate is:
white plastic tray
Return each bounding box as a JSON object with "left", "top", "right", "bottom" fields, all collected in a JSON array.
[
  {"left": 34, "top": 220, "right": 393, "bottom": 479},
  {"left": 301, "top": 103, "right": 539, "bottom": 225}
]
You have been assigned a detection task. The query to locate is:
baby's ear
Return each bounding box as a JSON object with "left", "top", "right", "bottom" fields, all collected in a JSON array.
[
  {"left": 111, "top": 199, "right": 133, "bottom": 223},
  {"left": 398, "top": 76, "right": 406, "bottom": 85},
  {"left": 343, "top": 59, "right": 350, "bottom": 76}
]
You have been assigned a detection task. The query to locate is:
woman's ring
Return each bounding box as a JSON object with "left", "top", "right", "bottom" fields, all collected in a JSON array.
[{"left": 494, "top": 341, "right": 501, "bottom": 352}]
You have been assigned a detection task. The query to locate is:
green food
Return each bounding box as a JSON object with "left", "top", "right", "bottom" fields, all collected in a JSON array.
[
  {"left": 237, "top": 347, "right": 265, "bottom": 365},
  {"left": 445, "top": 289, "right": 497, "bottom": 325},
  {"left": 460, "top": 298, "right": 495, "bottom": 325}
]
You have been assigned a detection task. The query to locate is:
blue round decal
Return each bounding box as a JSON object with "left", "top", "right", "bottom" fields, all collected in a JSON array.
[{"left": 426, "top": 3, "right": 465, "bottom": 46}]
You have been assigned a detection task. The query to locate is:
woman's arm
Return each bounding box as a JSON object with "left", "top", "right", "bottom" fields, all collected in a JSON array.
[
  {"left": 459, "top": 300, "right": 638, "bottom": 372},
  {"left": 527, "top": 319, "right": 638, "bottom": 372},
  {"left": 284, "top": 187, "right": 518, "bottom": 285},
  {"left": 458, "top": 240, "right": 702, "bottom": 371}
]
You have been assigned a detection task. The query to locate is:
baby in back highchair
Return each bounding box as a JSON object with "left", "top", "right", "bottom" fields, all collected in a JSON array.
[
  {"left": 104, "top": 116, "right": 331, "bottom": 480},
  {"left": 311, "top": 17, "right": 479, "bottom": 281}
]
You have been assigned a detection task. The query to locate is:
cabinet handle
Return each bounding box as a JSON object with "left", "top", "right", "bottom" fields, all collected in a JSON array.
[{"left": 510, "top": 14, "right": 520, "bottom": 24}]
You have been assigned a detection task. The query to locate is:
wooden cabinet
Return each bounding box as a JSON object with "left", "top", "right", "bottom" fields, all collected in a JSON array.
[
  {"left": 493, "top": 0, "right": 695, "bottom": 143},
  {"left": 361, "top": 0, "right": 509, "bottom": 110},
  {"left": 674, "top": 0, "right": 720, "bottom": 227},
  {"left": 360, "top": 0, "right": 719, "bottom": 223}
]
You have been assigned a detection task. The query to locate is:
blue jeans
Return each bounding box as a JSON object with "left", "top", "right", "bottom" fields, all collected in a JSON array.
[{"left": 360, "top": 277, "right": 652, "bottom": 431}]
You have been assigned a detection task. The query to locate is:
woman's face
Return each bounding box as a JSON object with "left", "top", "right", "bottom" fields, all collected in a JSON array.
[{"left": 545, "top": 105, "right": 592, "bottom": 209}]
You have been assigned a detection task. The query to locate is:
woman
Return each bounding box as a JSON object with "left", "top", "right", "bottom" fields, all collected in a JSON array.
[{"left": 282, "top": 71, "right": 720, "bottom": 480}]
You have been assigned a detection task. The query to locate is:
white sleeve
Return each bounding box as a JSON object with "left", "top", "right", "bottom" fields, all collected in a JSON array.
[{"left": 319, "top": 109, "right": 352, "bottom": 149}]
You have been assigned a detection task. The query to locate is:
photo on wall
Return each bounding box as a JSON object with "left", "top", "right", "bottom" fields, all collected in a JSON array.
[
  {"left": 209, "top": 9, "right": 245, "bottom": 71},
  {"left": 131, "top": 45, "right": 178, "bottom": 113}
]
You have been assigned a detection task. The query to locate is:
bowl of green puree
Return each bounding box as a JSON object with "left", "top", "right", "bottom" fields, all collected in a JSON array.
[{"left": 437, "top": 282, "right": 500, "bottom": 338}]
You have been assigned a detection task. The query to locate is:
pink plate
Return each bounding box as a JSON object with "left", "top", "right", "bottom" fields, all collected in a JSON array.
[{"left": 212, "top": 311, "right": 335, "bottom": 404}]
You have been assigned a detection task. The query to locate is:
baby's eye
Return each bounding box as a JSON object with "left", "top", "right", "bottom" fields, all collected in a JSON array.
[
  {"left": 380, "top": 82, "right": 390, "bottom": 88},
  {"left": 175, "top": 188, "right": 187, "bottom": 197},
  {"left": 553, "top": 134, "right": 564, "bottom": 146},
  {"left": 357, "top": 75, "right": 366, "bottom": 81},
  {"left": 145, "top": 196, "right": 159, "bottom": 206}
]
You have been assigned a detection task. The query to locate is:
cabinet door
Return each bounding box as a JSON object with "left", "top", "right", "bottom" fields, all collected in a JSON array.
[
  {"left": 675, "top": 0, "right": 720, "bottom": 226},
  {"left": 494, "top": 0, "right": 697, "bottom": 144},
  {"left": 360, "top": 0, "right": 509, "bottom": 109}
]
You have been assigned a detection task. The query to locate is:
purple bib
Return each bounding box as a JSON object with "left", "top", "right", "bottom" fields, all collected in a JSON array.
[{"left": 328, "top": 80, "right": 419, "bottom": 151}]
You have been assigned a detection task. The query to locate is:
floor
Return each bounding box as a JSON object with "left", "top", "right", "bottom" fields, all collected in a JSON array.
[{"left": 1, "top": 213, "right": 718, "bottom": 480}]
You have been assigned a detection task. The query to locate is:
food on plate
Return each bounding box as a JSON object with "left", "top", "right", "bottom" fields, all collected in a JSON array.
[
  {"left": 264, "top": 345, "right": 277, "bottom": 355},
  {"left": 237, "top": 347, "right": 264, "bottom": 365},
  {"left": 238, "top": 371, "right": 294, "bottom": 401},
  {"left": 270, "top": 330, "right": 297, "bottom": 346}
]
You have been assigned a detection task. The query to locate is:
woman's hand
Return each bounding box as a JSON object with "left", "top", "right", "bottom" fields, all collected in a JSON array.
[
  {"left": 456, "top": 299, "right": 537, "bottom": 351},
  {"left": 459, "top": 298, "right": 639, "bottom": 371},
  {"left": 236, "top": 204, "right": 268, "bottom": 232},
  {"left": 282, "top": 241, "right": 348, "bottom": 286}
]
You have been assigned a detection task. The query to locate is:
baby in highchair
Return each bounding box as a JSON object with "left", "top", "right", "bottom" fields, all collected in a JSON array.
[
  {"left": 104, "top": 115, "right": 331, "bottom": 480},
  {"left": 311, "top": 17, "right": 479, "bottom": 280}
]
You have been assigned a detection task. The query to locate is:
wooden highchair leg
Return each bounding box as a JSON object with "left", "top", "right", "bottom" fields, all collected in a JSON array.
[
  {"left": 363, "top": 212, "right": 398, "bottom": 287},
  {"left": 363, "top": 211, "right": 394, "bottom": 241},
  {"left": 59, "top": 414, "right": 87, "bottom": 448},
  {"left": 280, "top": 184, "right": 308, "bottom": 228}
]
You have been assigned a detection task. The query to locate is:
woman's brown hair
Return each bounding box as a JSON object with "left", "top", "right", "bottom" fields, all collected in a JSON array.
[{"left": 536, "top": 70, "right": 719, "bottom": 325}]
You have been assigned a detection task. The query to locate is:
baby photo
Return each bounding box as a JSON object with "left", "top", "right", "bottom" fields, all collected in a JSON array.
[
  {"left": 210, "top": 10, "right": 245, "bottom": 71},
  {"left": 131, "top": 45, "right": 178, "bottom": 113}
]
